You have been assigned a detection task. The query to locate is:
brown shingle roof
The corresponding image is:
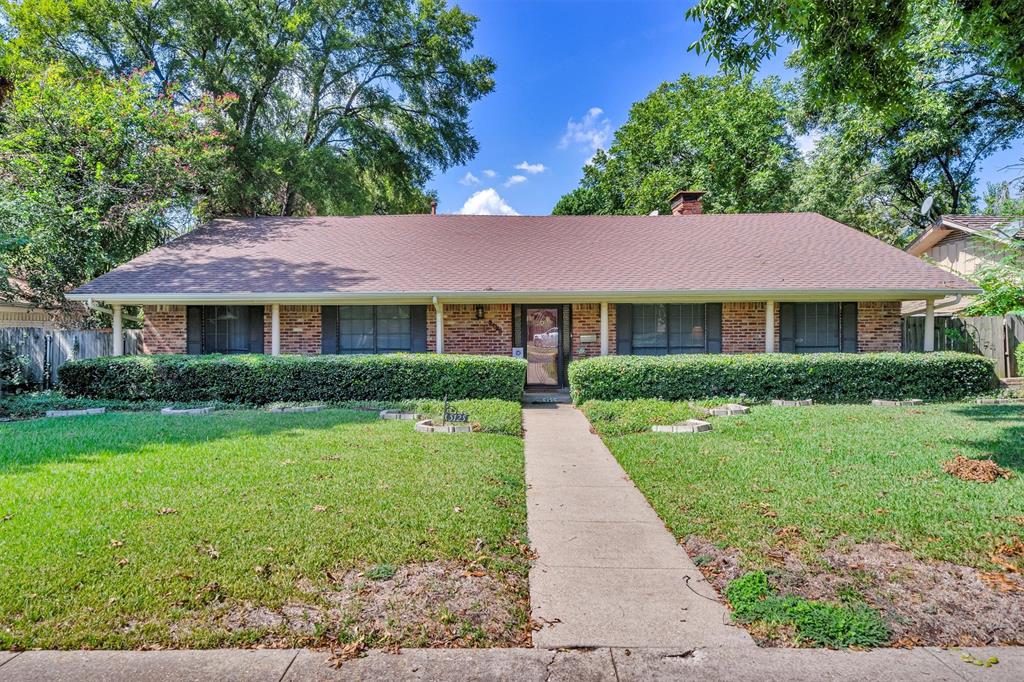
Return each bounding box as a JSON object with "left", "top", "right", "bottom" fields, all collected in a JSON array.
[
  {"left": 942, "top": 214, "right": 1023, "bottom": 237},
  {"left": 69, "top": 213, "right": 977, "bottom": 302}
]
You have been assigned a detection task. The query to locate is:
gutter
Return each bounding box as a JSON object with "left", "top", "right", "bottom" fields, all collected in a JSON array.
[{"left": 65, "top": 287, "right": 983, "bottom": 306}]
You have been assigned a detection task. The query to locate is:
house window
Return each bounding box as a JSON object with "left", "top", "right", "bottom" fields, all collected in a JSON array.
[
  {"left": 793, "top": 303, "right": 841, "bottom": 353},
  {"left": 632, "top": 304, "right": 708, "bottom": 355},
  {"left": 338, "top": 305, "right": 412, "bottom": 354},
  {"left": 186, "top": 305, "right": 263, "bottom": 355},
  {"left": 779, "top": 302, "right": 858, "bottom": 354}
]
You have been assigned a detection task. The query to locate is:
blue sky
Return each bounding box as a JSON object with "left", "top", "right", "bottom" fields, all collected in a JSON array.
[{"left": 430, "top": 0, "right": 1023, "bottom": 216}]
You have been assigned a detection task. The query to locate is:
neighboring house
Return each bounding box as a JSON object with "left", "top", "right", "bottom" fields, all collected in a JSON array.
[
  {"left": 903, "top": 214, "right": 1022, "bottom": 316},
  {"left": 904, "top": 214, "right": 1022, "bottom": 377},
  {"left": 67, "top": 191, "right": 977, "bottom": 390},
  {"left": 1, "top": 279, "right": 62, "bottom": 329}
]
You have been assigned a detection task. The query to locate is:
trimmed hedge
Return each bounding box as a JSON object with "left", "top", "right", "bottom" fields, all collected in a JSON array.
[
  {"left": 59, "top": 354, "right": 527, "bottom": 403},
  {"left": 568, "top": 352, "right": 997, "bottom": 404}
]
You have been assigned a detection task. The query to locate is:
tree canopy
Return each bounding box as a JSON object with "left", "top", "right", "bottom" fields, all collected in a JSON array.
[
  {"left": 0, "top": 66, "right": 228, "bottom": 309},
  {"left": 553, "top": 74, "right": 799, "bottom": 216},
  {"left": 2, "top": 0, "right": 495, "bottom": 216}
]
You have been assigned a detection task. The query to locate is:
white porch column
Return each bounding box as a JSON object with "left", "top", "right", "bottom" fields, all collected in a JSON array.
[
  {"left": 271, "top": 304, "right": 281, "bottom": 355},
  {"left": 599, "top": 302, "right": 609, "bottom": 355},
  {"left": 434, "top": 300, "right": 444, "bottom": 354},
  {"left": 923, "top": 299, "right": 936, "bottom": 352},
  {"left": 764, "top": 301, "right": 775, "bottom": 353},
  {"left": 111, "top": 304, "right": 124, "bottom": 356}
]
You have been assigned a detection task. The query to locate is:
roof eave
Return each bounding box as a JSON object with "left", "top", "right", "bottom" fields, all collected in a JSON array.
[{"left": 65, "top": 287, "right": 983, "bottom": 306}]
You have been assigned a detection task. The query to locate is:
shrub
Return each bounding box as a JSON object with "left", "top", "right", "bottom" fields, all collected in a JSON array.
[
  {"left": 1017, "top": 343, "right": 1023, "bottom": 378},
  {"left": 726, "top": 572, "right": 889, "bottom": 648},
  {"left": 59, "top": 354, "right": 527, "bottom": 404},
  {"left": 568, "top": 352, "right": 997, "bottom": 404},
  {"left": 0, "top": 390, "right": 227, "bottom": 419}
]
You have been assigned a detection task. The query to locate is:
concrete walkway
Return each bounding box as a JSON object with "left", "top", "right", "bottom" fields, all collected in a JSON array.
[
  {"left": 523, "top": 403, "right": 752, "bottom": 649},
  {"left": 1, "top": 646, "right": 1021, "bottom": 681}
]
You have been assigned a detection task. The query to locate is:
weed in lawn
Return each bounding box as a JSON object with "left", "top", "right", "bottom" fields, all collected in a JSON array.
[
  {"left": 366, "top": 564, "right": 398, "bottom": 581},
  {"left": 726, "top": 571, "right": 890, "bottom": 648}
]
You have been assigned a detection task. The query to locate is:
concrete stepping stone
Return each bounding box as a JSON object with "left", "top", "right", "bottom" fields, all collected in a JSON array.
[
  {"left": 771, "top": 399, "right": 813, "bottom": 407},
  {"left": 707, "top": 403, "right": 749, "bottom": 417},
  {"left": 976, "top": 397, "right": 1024, "bottom": 405},
  {"left": 379, "top": 409, "right": 424, "bottom": 420},
  {"left": 414, "top": 419, "right": 473, "bottom": 434},
  {"left": 871, "top": 399, "right": 923, "bottom": 407},
  {"left": 45, "top": 407, "right": 106, "bottom": 418},
  {"left": 652, "top": 419, "right": 712, "bottom": 433},
  {"left": 268, "top": 405, "right": 323, "bottom": 413},
  {"left": 160, "top": 407, "right": 214, "bottom": 416}
]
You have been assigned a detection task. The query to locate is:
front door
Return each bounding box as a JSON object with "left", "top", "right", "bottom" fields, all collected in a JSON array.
[{"left": 525, "top": 307, "right": 561, "bottom": 387}]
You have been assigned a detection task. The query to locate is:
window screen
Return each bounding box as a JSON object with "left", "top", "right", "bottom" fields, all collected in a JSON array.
[
  {"left": 794, "top": 303, "right": 840, "bottom": 353},
  {"left": 202, "top": 306, "right": 251, "bottom": 354},
  {"left": 338, "top": 305, "right": 411, "bottom": 354},
  {"left": 632, "top": 304, "right": 707, "bottom": 355}
]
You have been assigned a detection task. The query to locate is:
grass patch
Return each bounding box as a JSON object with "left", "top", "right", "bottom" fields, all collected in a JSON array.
[
  {"left": 588, "top": 401, "right": 1024, "bottom": 570},
  {"left": 580, "top": 398, "right": 738, "bottom": 436},
  {"left": 0, "top": 406, "right": 526, "bottom": 649},
  {"left": 725, "top": 572, "right": 889, "bottom": 648}
]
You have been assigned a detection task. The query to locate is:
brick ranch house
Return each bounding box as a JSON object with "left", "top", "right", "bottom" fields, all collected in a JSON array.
[{"left": 67, "top": 192, "right": 978, "bottom": 389}]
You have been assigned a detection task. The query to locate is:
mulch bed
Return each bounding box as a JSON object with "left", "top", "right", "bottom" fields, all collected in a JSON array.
[{"left": 685, "top": 535, "right": 1024, "bottom": 648}]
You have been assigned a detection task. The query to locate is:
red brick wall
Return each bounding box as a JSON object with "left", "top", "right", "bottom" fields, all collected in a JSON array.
[
  {"left": 571, "top": 303, "right": 616, "bottom": 360},
  {"left": 142, "top": 305, "right": 187, "bottom": 354},
  {"left": 427, "top": 304, "right": 512, "bottom": 355},
  {"left": 857, "top": 301, "right": 902, "bottom": 352},
  {"left": 722, "top": 302, "right": 779, "bottom": 353},
  {"left": 264, "top": 305, "right": 321, "bottom": 355}
]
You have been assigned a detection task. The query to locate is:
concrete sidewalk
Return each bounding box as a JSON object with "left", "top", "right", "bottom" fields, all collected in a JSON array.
[
  {"left": 523, "top": 403, "right": 751, "bottom": 649},
  {"left": 1, "top": 646, "right": 1021, "bottom": 681}
]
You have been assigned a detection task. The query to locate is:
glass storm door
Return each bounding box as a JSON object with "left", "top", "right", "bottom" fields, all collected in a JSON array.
[{"left": 526, "top": 307, "right": 560, "bottom": 386}]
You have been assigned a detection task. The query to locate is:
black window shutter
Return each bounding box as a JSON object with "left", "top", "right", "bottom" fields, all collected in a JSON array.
[
  {"left": 248, "top": 305, "right": 265, "bottom": 354},
  {"left": 186, "top": 306, "right": 203, "bottom": 355},
  {"left": 841, "top": 302, "right": 859, "bottom": 353},
  {"left": 410, "top": 305, "right": 427, "bottom": 352},
  {"left": 779, "top": 303, "right": 796, "bottom": 353},
  {"left": 616, "top": 303, "right": 632, "bottom": 354},
  {"left": 321, "top": 305, "right": 339, "bottom": 354},
  {"left": 512, "top": 305, "right": 523, "bottom": 348},
  {"left": 705, "top": 303, "right": 722, "bottom": 354}
]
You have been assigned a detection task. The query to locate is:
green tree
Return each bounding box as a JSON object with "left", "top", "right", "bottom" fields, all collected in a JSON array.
[
  {"left": 553, "top": 74, "right": 799, "bottom": 215},
  {"left": 2, "top": 0, "right": 495, "bottom": 216},
  {"left": 687, "top": 0, "right": 1024, "bottom": 112},
  {"left": 0, "top": 66, "right": 229, "bottom": 309},
  {"left": 983, "top": 182, "right": 1024, "bottom": 216}
]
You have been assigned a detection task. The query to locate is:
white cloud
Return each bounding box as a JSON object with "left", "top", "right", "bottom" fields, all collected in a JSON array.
[
  {"left": 795, "top": 130, "right": 823, "bottom": 157},
  {"left": 514, "top": 161, "right": 547, "bottom": 174},
  {"left": 482, "top": 169, "right": 497, "bottom": 178},
  {"left": 459, "top": 171, "right": 480, "bottom": 186},
  {"left": 504, "top": 175, "right": 527, "bottom": 187},
  {"left": 559, "top": 107, "right": 612, "bottom": 156},
  {"left": 457, "top": 188, "right": 519, "bottom": 216}
]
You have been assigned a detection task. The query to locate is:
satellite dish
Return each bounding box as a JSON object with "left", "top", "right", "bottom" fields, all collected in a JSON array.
[{"left": 920, "top": 196, "right": 934, "bottom": 217}]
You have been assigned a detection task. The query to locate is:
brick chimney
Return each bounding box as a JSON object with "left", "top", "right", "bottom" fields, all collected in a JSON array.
[{"left": 669, "top": 190, "right": 704, "bottom": 215}]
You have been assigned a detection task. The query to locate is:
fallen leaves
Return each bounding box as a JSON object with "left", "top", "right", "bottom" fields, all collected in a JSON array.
[
  {"left": 326, "top": 639, "right": 366, "bottom": 667},
  {"left": 156, "top": 508, "right": 178, "bottom": 516},
  {"left": 312, "top": 505, "right": 328, "bottom": 513},
  {"left": 942, "top": 456, "right": 1011, "bottom": 483},
  {"left": 196, "top": 542, "right": 220, "bottom": 559},
  {"left": 979, "top": 572, "right": 1024, "bottom": 592},
  {"left": 109, "top": 539, "right": 124, "bottom": 548}
]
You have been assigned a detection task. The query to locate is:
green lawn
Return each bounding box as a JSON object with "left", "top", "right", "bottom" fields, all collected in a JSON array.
[
  {"left": 0, "top": 404, "right": 527, "bottom": 649},
  {"left": 584, "top": 401, "right": 1024, "bottom": 570}
]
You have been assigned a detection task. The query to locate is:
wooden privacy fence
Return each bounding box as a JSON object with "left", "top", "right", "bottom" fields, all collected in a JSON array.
[
  {"left": 902, "top": 314, "right": 1022, "bottom": 378},
  {"left": 0, "top": 327, "right": 142, "bottom": 388}
]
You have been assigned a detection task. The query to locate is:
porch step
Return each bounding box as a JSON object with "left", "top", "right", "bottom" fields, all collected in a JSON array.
[
  {"left": 521, "top": 390, "right": 572, "bottom": 404},
  {"left": 1002, "top": 377, "right": 1023, "bottom": 388}
]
